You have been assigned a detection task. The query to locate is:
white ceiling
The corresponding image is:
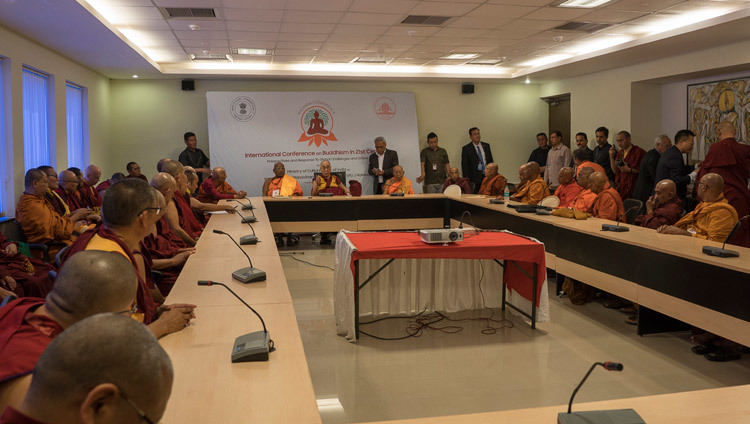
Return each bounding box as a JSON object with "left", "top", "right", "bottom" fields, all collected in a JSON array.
[{"left": 0, "top": 0, "right": 748, "bottom": 80}]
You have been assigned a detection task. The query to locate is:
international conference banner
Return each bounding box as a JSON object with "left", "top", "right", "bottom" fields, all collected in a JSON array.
[{"left": 206, "top": 91, "right": 421, "bottom": 196}]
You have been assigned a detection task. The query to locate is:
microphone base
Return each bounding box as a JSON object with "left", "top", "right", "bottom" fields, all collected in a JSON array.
[
  {"left": 231, "top": 331, "right": 270, "bottom": 363},
  {"left": 241, "top": 216, "right": 258, "bottom": 223},
  {"left": 389, "top": 192, "right": 405, "bottom": 197},
  {"left": 702, "top": 246, "right": 740, "bottom": 258},
  {"left": 240, "top": 235, "right": 259, "bottom": 245},
  {"left": 232, "top": 267, "right": 266, "bottom": 283},
  {"left": 602, "top": 223, "right": 629, "bottom": 232},
  {"left": 489, "top": 199, "right": 504, "bottom": 204},
  {"left": 557, "top": 409, "right": 644, "bottom": 423},
  {"left": 241, "top": 204, "right": 254, "bottom": 210}
]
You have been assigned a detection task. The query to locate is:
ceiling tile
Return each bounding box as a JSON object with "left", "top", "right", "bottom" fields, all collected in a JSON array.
[
  {"left": 434, "top": 27, "right": 490, "bottom": 37},
  {"left": 118, "top": 20, "right": 172, "bottom": 31},
  {"left": 227, "top": 31, "right": 278, "bottom": 41},
  {"left": 124, "top": 30, "right": 177, "bottom": 40},
  {"left": 151, "top": 53, "right": 189, "bottom": 62},
  {"left": 450, "top": 45, "right": 500, "bottom": 52},
  {"left": 577, "top": 9, "right": 649, "bottom": 23},
  {"left": 180, "top": 39, "right": 229, "bottom": 47},
  {"left": 384, "top": 25, "right": 442, "bottom": 36},
  {"left": 326, "top": 33, "right": 380, "bottom": 43},
  {"left": 468, "top": 38, "right": 516, "bottom": 46},
  {"left": 349, "top": 0, "right": 419, "bottom": 14},
  {"left": 507, "top": 37, "right": 558, "bottom": 49},
  {"left": 275, "top": 48, "right": 320, "bottom": 55},
  {"left": 421, "top": 36, "right": 476, "bottom": 45},
  {"left": 106, "top": 0, "right": 154, "bottom": 5},
  {"left": 174, "top": 30, "right": 228, "bottom": 39},
  {"left": 139, "top": 38, "right": 183, "bottom": 48},
  {"left": 168, "top": 20, "right": 227, "bottom": 31},
  {"left": 503, "top": 19, "right": 562, "bottom": 31},
  {"left": 522, "top": 7, "right": 591, "bottom": 20},
  {"left": 389, "top": 59, "right": 430, "bottom": 65},
  {"left": 484, "top": 28, "right": 539, "bottom": 39},
  {"left": 272, "top": 55, "right": 315, "bottom": 62},
  {"left": 278, "top": 32, "right": 329, "bottom": 42},
  {"left": 487, "top": 0, "right": 551, "bottom": 5},
  {"left": 407, "top": 1, "right": 481, "bottom": 16},
  {"left": 221, "top": 0, "right": 286, "bottom": 8},
  {"left": 340, "top": 12, "right": 406, "bottom": 25},
  {"left": 375, "top": 35, "right": 424, "bottom": 44},
  {"left": 333, "top": 24, "right": 390, "bottom": 35},
  {"left": 226, "top": 21, "right": 281, "bottom": 32},
  {"left": 275, "top": 41, "right": 323, "bottom": 49},
  {"left": 319, "top": 42, "right": 371, "bottom": 50},
  {"left": 110, "top": 6, "right": 165, "bottom": 21},
  {"left": 366, "top": 44, "right": 412, "bottom": 52},
  {"left": 607, "top": 0, "right": 687, "bottom": 12},
  {"left": 448, "top": 17, "right": 513, "bottom": 29},
  {"left": 279, "top": 22, "right": 336, "bottom": 33},
  {"left": 282, "top": 11, "right": 344, "bottom": 23},
  {"left": 222, "top": 8, "right": 284, "bottom": 21},
  {"left": 153, "top": 0, "right": 221, "bottom": 6},
  {"left": 284, "top": 0, "right": 354, "bottom": 11},
  {"left": 184, "top": 46, "right": 229, "bottom": 54},
  {"left": 467, "top": 4, "right": 537, "bottom": 19},
  {"left": 408, "top": 43, "right": 458, "bottom": 52}
]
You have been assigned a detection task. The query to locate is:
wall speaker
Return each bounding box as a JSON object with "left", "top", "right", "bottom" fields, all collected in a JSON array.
[
  {"left": 182, "top": 79, "right": 195, "bottom": 91},
  {"left": 461, "top": 83, "right": 474, "bottom": 94}
]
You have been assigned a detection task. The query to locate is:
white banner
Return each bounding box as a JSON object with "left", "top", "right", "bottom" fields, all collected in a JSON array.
[{"left": 206, "top": 91, "right": 421, "bottom": 196}]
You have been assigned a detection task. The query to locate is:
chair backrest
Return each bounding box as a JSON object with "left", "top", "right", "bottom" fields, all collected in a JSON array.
[
  {"left": 622, "top": 198, "right": 644, "bottom": 224},
  {"left": 54, "top": 245, "right": 69, "bottom": 268},
  {"left": 349, "top": 180, "right": 362, "bottom": 197},
  {"left": 12, "top": 220, "right": 28, "bottom": 243},
  {"left": 443, "top": 184, "right": 462, "bottom": 197},
  {"left": 313, "top": 171, "right": 346, "bottom": 186},
  {"left": 540, "top": 196, "right": 560, "bottom": 208}
]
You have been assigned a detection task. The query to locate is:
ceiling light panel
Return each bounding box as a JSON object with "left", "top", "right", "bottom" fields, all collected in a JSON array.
[{"left": 557, "top": 0, "right": 614, "bottom": 8}]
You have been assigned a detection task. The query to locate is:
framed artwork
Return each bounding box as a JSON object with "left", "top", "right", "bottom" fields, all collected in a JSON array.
[{"left": 687, "top": 76, "right": 749, "bottom": 161}]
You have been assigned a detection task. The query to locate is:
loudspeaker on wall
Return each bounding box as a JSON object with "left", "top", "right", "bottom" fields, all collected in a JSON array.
[
  {"left": 461, "top": 83, "right": 474, "bottom": 94},
  {"left": 182, "top": 79, "right": 195, "bottom": 91}
]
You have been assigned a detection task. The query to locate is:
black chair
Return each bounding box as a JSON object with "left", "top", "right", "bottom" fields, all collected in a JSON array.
[
  {"left": 313, "top": 171, "right": 346, "bottom": 186},
  {"left": 622, "top": 199, "right": 643, "bottom": 224},
  {"left": 13, "top": 220, "right": 65, "bottom": 263}
]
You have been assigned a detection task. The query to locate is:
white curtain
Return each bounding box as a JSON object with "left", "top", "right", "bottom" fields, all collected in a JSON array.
[
  {"left": 66, "top": 83, "right": 86, "bottom": 169},
  {"left": 22, "top": 69, "right": 50, "bottom": 170},
  {"left": 0, "top": 59, "right": 5, "bottom": 214}
]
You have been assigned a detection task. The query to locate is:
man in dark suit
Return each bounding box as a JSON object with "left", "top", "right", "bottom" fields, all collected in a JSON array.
[
  {"left": 655, "top": 129, "right": 697, "bottom": 206},
  {"left": 368, "top": 136, "right": 399, "bottom": 194},
  {"left": 461, "top": 127, "right": 494, "bottom": 193},
  {"left": 633, "top": 134, "right": 672, "bottom": 203}
]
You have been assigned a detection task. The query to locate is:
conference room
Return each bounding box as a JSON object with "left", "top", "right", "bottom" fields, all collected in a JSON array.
[{"left": 0, "top": 0, "right": 749, "bottom": 423}]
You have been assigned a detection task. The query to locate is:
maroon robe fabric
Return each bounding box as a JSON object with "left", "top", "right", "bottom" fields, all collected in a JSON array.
[
  {"left": 0, "top": 235, "right": 55, "bottom": 299},
  {"left": 697, "top": 137, "right": 750, "bottom": 247},
  {"left": 316, "top": 175, "right": 346, "bottom": 195},
  {"left": 173, "top": 193, "right": 203, "bottom": 238},
  {"left": 43, "top": 190, "right": 67, "bottom": 217},
  {"left": 52, "top": 188, "right": 82, "bottom": 211},
  {"left": 126, "top": 174, "right": 148, "bottom": 182},
  {"left": 634, "top": 196, "right": 683, "bottom": 229},
  {"left": 0, "top": 406, "right": 48, "bottom": 424},
  {"left": 77, "top": 181, "right": 101, "bottom": 209},
  {"left": 614, "top": 145, "right": 646, "bottom": 201},
  {"left": 0, "top": 298, "right": 62, "bottom": 385}
]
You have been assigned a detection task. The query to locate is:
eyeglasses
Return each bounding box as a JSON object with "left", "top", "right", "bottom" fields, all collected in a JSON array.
[
  {"left": 141, "top": 206, "right": 163, "bottom": 215},
  {"left": 116, "top": 300, "right": 138, "bottom": 316},
  {"left": 120, "top": 390, "right": 156, "bottom": 424}
]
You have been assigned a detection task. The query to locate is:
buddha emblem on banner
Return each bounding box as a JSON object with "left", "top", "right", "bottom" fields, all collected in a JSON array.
[{"left": 298, "top": 105, "right": 338, "bottom": 147}]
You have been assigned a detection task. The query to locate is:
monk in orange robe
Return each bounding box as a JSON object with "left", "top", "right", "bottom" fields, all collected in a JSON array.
[
  {"left": 588, "top": 172, "right": 625, "bottom": 221},
  {"left": 511, "top": 162, "right": 549, "bottom": 205},
  {"left": 197, "top": 167, "right": 248, "bottom": 203},
  {"left": 696, "top": 121, "right": 750, "bottom": 247},
  {"left": 0, "top": 251, "right": 136, "bottom": 411},
  {"left": 634, "top": 179, "right": 683, "bottom": 229},
  {"left": 77, "top": 165, "right": 103, "bottom": 211},
  {"left": 609, "top": 131, "right": 646, "bottom": 200},
  {"left": 383, "top": 165, "right": 414, "bottom": 195},
  {"left": 36, "top": 166, "right": 67, "bottom": 217},
  {"left": 571, "top": 167, "right": 597, "bottom": 212},
  {"left": 477, "top": 163, "right": 507, "bottom": 196},
  {"left": 264, "top": 162, "right": 304, "bottom": 197},
  {"left": 553, "top": 167, "right": 582, "bottom": 208},
  {"left": 573, "top": 148, "right": 606, "bottom": 176}
]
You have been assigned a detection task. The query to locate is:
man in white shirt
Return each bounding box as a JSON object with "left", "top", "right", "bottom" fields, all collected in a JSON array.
[{"left": 367, "top": 136, "right": 399, "bottom": 194}]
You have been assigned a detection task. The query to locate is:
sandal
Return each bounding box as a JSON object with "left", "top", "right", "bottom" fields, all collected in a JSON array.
[
  {"left": 275, "top": 235, "right": 284, "bottom": 248},
  {"left": 286, "top": 234, "right": 300, "bottom": 247},
  {"left": 602, "top": 298, "right": 626, "bottom": 309},
  {"left": 691, "top": 344, "right": 718, "bottom": 355},
  {"left": 625, "top": 315, "right": 637, "bottom": 325},
  {"left": 704, "top": 349, "right": 741, "bottom": 362}
]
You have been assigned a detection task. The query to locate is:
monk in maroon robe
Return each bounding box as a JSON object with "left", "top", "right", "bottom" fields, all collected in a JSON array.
[
  {"left": 0, "top": 235, "right": 54, "bottom": 299},
  {"left": 609, "top": 130, "right": 646, "bottom": 200},
  {"left": 53, "top": 170, "right": 84, "bottom": 212},
  {"left": 77, "top": 165, "right": 102, "bottom": 210},
  {"left": 634, "top": 180, "right": 683, "bottom": 229}
]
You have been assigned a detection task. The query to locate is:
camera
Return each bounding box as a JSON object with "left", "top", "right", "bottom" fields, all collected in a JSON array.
[{"left": 615, "top": 159, "right": 625, "bottom": 167}]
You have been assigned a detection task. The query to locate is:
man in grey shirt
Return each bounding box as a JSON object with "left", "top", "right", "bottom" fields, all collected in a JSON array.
[
  {"left": 416, "top": 132, "right": 450, "bottom": 193},
  {"left": 544, "top": 130, "right": 572, "bottom": 188}
]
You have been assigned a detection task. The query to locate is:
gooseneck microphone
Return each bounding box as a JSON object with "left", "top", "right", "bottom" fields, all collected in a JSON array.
[
  {"left": 198, "top": 280, "right": 273, "bottom": 362},
  {"left": 601, "top": 204, "right": 640, "bottom": 232},
  {"left": 702, "top": 215, "right": 749, "bottom": 258},
  {"left": 212, "top": 229, "right": 266, "bottom": 283},
  {"left": 232, "top": 207, "right": 259, "bottom": 245},
  {"left": 230, "top": 198, "right": 254, "bottom": 210},
  {"left": 234, "top": 206, "right": 257, "bottom": 223}
]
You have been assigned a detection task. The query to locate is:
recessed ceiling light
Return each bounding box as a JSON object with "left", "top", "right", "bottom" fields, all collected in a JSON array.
[
  {"left": 557, "top": 0, "right": 613, "bottom": 8},
  {"left": 189, "top": 24, "right": 200, "bottom": 31},
  {"left": 353, "top": 56, "right": 391, "bottom": 64},
  {"left": 233, "top": 48, "right": 270, "bottom": 55},
  {"left": 467, "top": 58, "right": 503, "bottom": 65},
  {"left": 132, "top": 74, "right": 139, "bottom": 78},
  {"left": 525, "top": 77, "right": 530, "bottom": 84},
  {"left": 441, "top": 53, "right": 479, "bottom": 60}
]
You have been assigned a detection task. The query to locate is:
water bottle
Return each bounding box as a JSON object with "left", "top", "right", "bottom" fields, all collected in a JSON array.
[{"left": 504, "top": 186, "right": 510, "bottom": 201}]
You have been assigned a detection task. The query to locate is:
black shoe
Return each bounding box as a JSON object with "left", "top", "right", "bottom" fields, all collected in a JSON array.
[
  {"left": 320, "top": 235, "right": 332, "bottom": 245},
  {"left": 275, "top": 235, "right": 284, "bottom": 248},
  {"left": 704, "top": 349, "right": 741, "bottom": 362},
  {"left": 691, "top": 344, "right": 718, "bottom": 355},
  {"left": 287, "top": 235, "right": 299, "bottom": 247}
]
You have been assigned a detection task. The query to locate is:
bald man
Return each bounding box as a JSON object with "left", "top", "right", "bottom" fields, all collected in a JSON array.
[
  {"left": 264, "top": 162, "right": 303, "bottom": 197},
  {"left": 553, "top": 167, "right": 582, "bottom": 208},
  {"left": 634, "top": 179, "right": 683, "bottom": 229},
  {"left": 589, "top": 172, "right": 625, "bottom": 221},
  {"left": 312, "top": 160, "right": 349, "bottom": 196},
  {"left": 477, "top": 163, "right": 507, "bottom": 196},
  {"left": 95, "top": 172, "right": 125, "bottom": 198},
  {"left": 53, "top": 169, "right": 84, "bottom": 212},
  {"left": 442, "top": 167, "right": 471, "bottom": 194},
  {"left": 633, "top": 134, "right": 672, "bottom": 203},
  {"left": 152, "top": 172, "right": 195, "bottom": 247},
  {"left": 511, "top": 162, "right": 549, "bottom": 205},
  {"left": 383, "top": 165, "right": 414, "bottom": 195},
  {"left": 78, "top": 164, "right": 102, "bottom": 211},
  {"left": 697, "top": 121, "right": 750, "bottom": 246},
  {"left": 197, "top": 167, "right": 248, "bottom": 203},
  {"left": 0, "top": 251, "right": 138, "bottom": 411},
  {"left": 571, "top": 167, "right": 598, "bottom": 212},
  {"left": 658, "top": 173, "right": 738, "bottom": 241},
  {"left": 156, "top": 158, "right": 171, "bottom": 173},
  {"left": 36, "top": 166, "right": 67, "bottom": 217},
  {"left": 2, "top": 313, "right": 173, "bottom": 423},
  {"left": 167, "top": 162, "right": 232, "bottom": 236}
]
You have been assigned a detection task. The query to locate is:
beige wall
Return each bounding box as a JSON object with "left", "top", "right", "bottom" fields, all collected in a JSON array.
[
  {"left": 109, "top": 79, "right": 547, "bottom": 183},
  {"left": 0, "top": 24, "right": 110, "bottom": 217}
]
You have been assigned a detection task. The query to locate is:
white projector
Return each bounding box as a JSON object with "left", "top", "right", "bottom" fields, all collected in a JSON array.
[{"left": 419, "top": 229, "right": 465, "bottom": 244}]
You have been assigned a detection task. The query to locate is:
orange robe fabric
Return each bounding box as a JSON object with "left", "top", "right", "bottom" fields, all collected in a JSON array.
[
  {"left": 478, "top": 174, "right": 507, "bottom": 196},
  {"left": 266, "top": 174, "right": 303, "bottom": 197},
  {"left": 77, "top": 181, "right": 102, "bottom": 210},
  {"left": 571, "top": 189, "right": 596, "bottom": 212},
  {"left": 613, "top": 145, "right": 646, "bottom": 201},
  {"left": 590, "top": 187, "right": 625, "bottom": 221},
  {"left": 44, "top": 189, "right": 69, "bottom": 217},
  {"left": 511, "top": 176, "right": 549, "bottom": 205},
  {"left": 15, "top": 194, "right": 76, "bottom": 252},
  {"left": 554, "top": 182, "right": 583, "bottom": 208},
  {"left": 384, "top": 177, "right": 414, "bottom": 194},
  {"left": 674, "top": 194, "right": 738, "bottom": 242},
  {"left": 197, "top": 177, "right": 239, "bottom": 203},
  {"left": 576, "top": 160, "right": 606, "bottom": 176}
]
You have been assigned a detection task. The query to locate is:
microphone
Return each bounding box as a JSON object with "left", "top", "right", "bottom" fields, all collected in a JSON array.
[
  {"left": 231, "top": 207, "right": 259, "bottom": 245},
  {"left": 212, "top": 229, "right": 266, "bottom": 283},
  {"left": 702, "top": 215, "right": 748, "bottom": 258},
  {"left": 234, "top": 206, "right": 257, "bottom": 223},
  {"left": 198, "top": 280, "right": 273, "bottom": 362},
  {"left": 601, "top": 204, "right": 640, "bottom": 232},
  {"left": 230, "top": 198, "right": 254, "bottom": 210},
  {"left": 558, "top": 361, "right": 644, "bottom": 424}
]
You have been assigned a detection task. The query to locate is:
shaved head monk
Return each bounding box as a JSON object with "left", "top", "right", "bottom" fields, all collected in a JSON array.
[
  {"left": 442, "top": 167, "right": 471, "bottom": 194},
  {"left": 78, "top": 164, "right": 103, "bottom": 211},
  {"left": 196, "top": 167, "right": 248, "bottom": 204},
  {"left": 37, "top": 166, "right": 67, "bottom": 217},
  {"left": 383, "top": 165, "right": 414, "bottom": 195},
  {"left": 511, "top": 162, "right": 549, "bottom": 205},
  {"left": 264, "top": 162, "right": 303, "bottom": 197},
  {"left": 658, "top": 173, "right": 738, "bottom": 241},
  {"left": 553, "top": 167, "right": 582, "bottom": 208},
  {"left": 151, "top": 172, "right": 195, "bottom": 247},
  {"left": 571, "top": 167, "right": 597, "bottom": 212},
  {"left": 53, "top": 169, "right": 83, "bottom": 212},
  {"left": 60, "top": 178, "right": 196, "bottom": 338},
  {"left": 608, "top": 130, "right": 646, "bottom": 201},
  {"left": 95, "top": 172, "right": 125, "bottom": 198},
  {"left": 477, "top": 163, "right": 506, "bottom": 197},
  {"left": 2, "top": 313, "right": 173, "bottom": 423},
  {"left": 634, "top": 179, "right": 682, "bottom": 229},
  {"left": 0, "top": 251, "right": 138, "bottom": 411},
  {"left": 588, "top": 171, "right": 625, "bottom": 221},
  {"left": 156, "top": 158, "right": 171, "bottom": 173}
]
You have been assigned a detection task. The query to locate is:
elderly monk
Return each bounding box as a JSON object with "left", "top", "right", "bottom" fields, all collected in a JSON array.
[
  {"left": 197, "top": 167, "right": 248, "bottom": 203},
  {"left": 53, "top": 169, "right": 83, "bottom": 212},
  {"left": 164, "top": 161, "right": 232, "bottom": 236},
  {"left": 95, "top": 172, "right": 124, "bottom": 198},
  {"left": 383, "top": 165, "right": 414, "bottom": 195},
  {"left": 312, "top": 160, "right": 349, "bottom": 196},
  {"left": 571, "top": 167, "right": 598, "bottom": 212},
  {"left": 589, "top": 172, "right": 625, "bottom": 221},
  {"left": 0, "top": 234, "right": 54, "bottom": 299},
  {"left": 16, "top": 170, "right": 91, "bottom": 257},
  {"left": 67, "top": 167, "right": 84, "bottom": 190},
  {"left": 697, "top": 121, "right": 750, "bottom": 247},
  {"left": 1, "top": 313, "right": 173, "bottom": 424},
  {"left": 77, "top": 164, "right": 102, "bottom": 211},
  {"left": 609, "top": 130, "right": 646, "bottom": 200},
  {"left": 572, "top": 148, "right": 606, "bottom": 177},
  {"left": 442, "top": 167, "right": 471, "bottom": 194},
  {"left": 553, "top": 167, "right": 582, "bottom": 208},
  {"left": 634, "top": 179, "right": 683, "bottom": 229},
  {"left": 477, "top": 163, "right": 507, "bottom": 196},
  {"left": 152, "top": 172, "right": 195, "bottom": 247},
  {"left": 0, "top": 251, "right": 137, "bottom": 411},
  {"left": 126, "top": 161, "right": 148, "bottom": 181},
  {"left": 264, "top": 162, "right": 303, "bottom": 197},
  {"left": 60, "top": 179, "right": 196, "bottom": 338},
  {"left": 511, "top": 162, "right": 549, "bottom": 205},
  {"left": 156, "top": 158, "right": 171, "bottom": 173},
  {"left": 36, "top": 166, "right": 66, "bottom": 217},
  {"left": 658, "top": 173, "right": 738, "bottom": 242}
]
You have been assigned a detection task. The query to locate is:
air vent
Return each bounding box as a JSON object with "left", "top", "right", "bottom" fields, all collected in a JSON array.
[
  {"left": 353, "top": 57, "right": 391, "bottom": 64},
  {"left": 554, "top": 21, "right": 611, "bottom": 33},
  {"left": 401, "top": 15, "right": 452, "bottom": 25},
  {"left": 163, "top": 7, "right": 217, "bottom": 18},
  {"left": 190, "top": 54, "right": 232, "bottom": 61}
]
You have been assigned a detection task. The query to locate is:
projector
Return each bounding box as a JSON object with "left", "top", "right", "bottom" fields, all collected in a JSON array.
[{"left": 419, "top": 229, "right": 464, "bottom": 244}]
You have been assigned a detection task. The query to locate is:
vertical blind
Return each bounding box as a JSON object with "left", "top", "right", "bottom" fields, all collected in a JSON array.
[
  {"left": 66, "top": 83, "right": 87, "bottom": 169},
  {"left": 22, "top": 68, "right": 50, "bottom": 171}
]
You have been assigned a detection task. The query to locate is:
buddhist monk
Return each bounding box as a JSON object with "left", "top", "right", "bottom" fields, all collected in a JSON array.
[
  {"left": 2, "top": 313, "right": 173, "bottom": 423},
  {"left": 0, "top": 251, "right": 137, "bottom": 411},
  {"left": 571, "top": 167, "right": 597, "bottom": 212},
  {"left": 477, "top": 163, "right": 506, "bottom": 196},
  {"left": 553, "top": 167, "right": 582, "bottom": 208},
  {"left": 126, "top": 161, "right": 148, "bottom": 181},
  {"left": 0, "top": 234, "right": 54, "bottom": 299},
  {"left": 634, "top": 179, "right": 683, "bottom": 229},
  {"left": 95, "top": 172, "right": 124, "bottom": 198},
  {"left": 609, "top": 130, "right": 646, "bottom": 200},
  {"left": 77, "top": 164, "right": 102, "bottom": 211},
  {"left": 383, "top": 165, "right": 414, "bottom": 195},
  {"left": 59, "top": 178, "right": 196, "bottom": 338},
  {"left": 696, "top": 121, "right": 750, "bottom": 247},
  {"left": 196, "top": 167, "right": 248, "bottom": 204},
  {"left": 442, "top": 167, "right": 471, "bottom": 194},
  {"left": 68, "top": 167, "right": 83, "bottom": 190},
  {"left": 658, "top": 173, "right": 738, "bottom": 242},
  {"left": 588, "top": 171, "right": 625, "bottom": 221},
  {"left": 151, "top": 172, "right": 195, "bottom": 247},
  {"left": 572, "top": 148, "right": 606, "bottom": 177},
  {"left": 36, "top": 166, "right": 66, "bottom": 217},
  {"left": 156, "top": 158, "right": 171, "bottom": 173},
  {"left": 511, "top": 162, "right": 549, "bottom": 205},
  {"left": 264, "top": 162, "right": 303, "bottom": 197},
  {"left": 53, "top": 169, "right": 83, "bottom": 212},
  {"left": 312, "top": 160, "right": 349, "bottom": 196}
]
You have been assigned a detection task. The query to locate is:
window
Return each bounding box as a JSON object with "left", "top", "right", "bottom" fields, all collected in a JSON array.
[
  {"left": 66, "top": 82, "right": 88, "bottom": 169},
  {"left": 0, "top": 57, "right": 5, "bottom": 214},
  {"left": 22, "top": 67, "right": 54, "bottom": 171}
]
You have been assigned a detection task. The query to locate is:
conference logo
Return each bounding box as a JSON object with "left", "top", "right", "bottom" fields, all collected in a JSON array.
[
  {"left": 231, "top": 96, "right": 256, "bottom": 122},
  {"left": 374, "top": 97, "right": 396, "bottom": 120},
  {"left": 298, "top": 105, "right": 338, "bottom": 147}
]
